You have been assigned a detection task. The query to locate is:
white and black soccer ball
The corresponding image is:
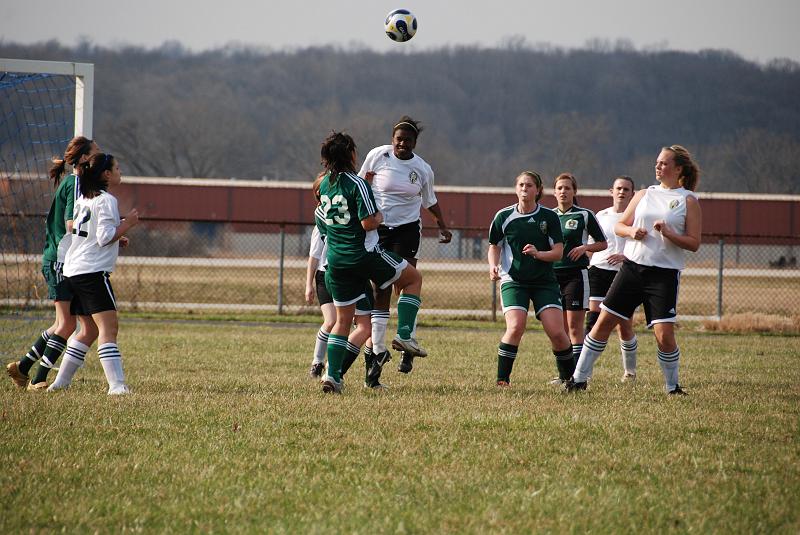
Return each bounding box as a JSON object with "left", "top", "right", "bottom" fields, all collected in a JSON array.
[{"left": 385, "top": 9, "right": 417, "bottom": 42}]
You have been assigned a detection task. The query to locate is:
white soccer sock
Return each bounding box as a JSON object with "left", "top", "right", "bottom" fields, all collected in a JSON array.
[
  {"left": 98, "top": 342, "right": 126, "bottom": 389},
  {"left": 313, "top": 329, "right": 329, "bottom": 365},
  {"left": 48, "top": 339, "right": 89, "bottom": 390},
  {"left": 371, "top": 311, "right": 390, "bottom": 353},
  {"left": 621, "top": 336, "right": 638, "bottom": 375},
  {"left": 657, "top": 347, "right": 680, "bottom": 392},
  {"left": 573, "top": 335, "right": 607, "bottom": 382}
]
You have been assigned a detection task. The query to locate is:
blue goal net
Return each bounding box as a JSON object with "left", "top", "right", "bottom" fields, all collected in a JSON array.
[{"left": 0, "top": 69, "right": 77, "bottom": 360}]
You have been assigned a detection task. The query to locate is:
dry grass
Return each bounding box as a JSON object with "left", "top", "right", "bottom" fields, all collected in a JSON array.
[{"left": 703, "top": 313, "right": 800, "bottom": 334}]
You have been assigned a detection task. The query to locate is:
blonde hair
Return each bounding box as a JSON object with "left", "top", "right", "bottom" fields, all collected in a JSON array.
[{"left": 663, "top": 145, "right": 700, "bottom": 191}]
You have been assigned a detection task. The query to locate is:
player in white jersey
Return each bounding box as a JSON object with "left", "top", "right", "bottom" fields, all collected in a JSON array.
[
  {"left": 586, "top": 176, "right": 639, "bottom": 381},
  {"left": 358, "top": 116, "right": 451, "bottom": 381},
  {"left": 48, "top": 153, "right": 140, "bottom": 395},
  {"left": 6, "top": 137, "right": 100, "bottom": 390},
  {"left": 566, "top": 146, "right": 702, "bottom": 395}
]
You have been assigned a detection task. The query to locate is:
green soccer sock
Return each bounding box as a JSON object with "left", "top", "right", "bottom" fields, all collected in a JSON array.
[
  {"left": 19, "top": 331, "right": 50, "bottom": 375},
  {"left": 497, "top": 342, "right": 518, "bottom": 382},
  {"left": 340, "top": 342, "right": 361, "bottom": 377},
  {"left": 326, "top": 334, "right": 349, "bottom": 383},
  {"left": 32, "top": 334, "right": 67, "bottom": 384},
  {"left": 396, "top": 294, "right": 421, "bottom": 340}
]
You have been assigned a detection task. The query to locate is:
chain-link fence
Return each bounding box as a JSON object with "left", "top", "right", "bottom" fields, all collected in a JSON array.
[{"left": 3, "top": 215, "right": 798, "bottom": 320}]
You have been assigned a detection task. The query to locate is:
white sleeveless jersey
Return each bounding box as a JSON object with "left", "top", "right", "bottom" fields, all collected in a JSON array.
[
  {"left": 308, "top": 225, "right": 328, "bottom": 272},
  {"left": 358, "top": 145, "right": 437, "bottom": 227},
  {"left": 623, "top": 186, "right": 696, "bottom": 270},
  {"left": 64, "top": 191, "right": 121, "bottom": 276},
  {"left": 589, "top": 207, "right": 627, "bottom": 271}
]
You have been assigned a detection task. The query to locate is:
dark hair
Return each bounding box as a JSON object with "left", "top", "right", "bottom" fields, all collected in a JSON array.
[
  {"left": 554, "top": 172, "right": 579, "bottom": 206},
  {"left": 320, "top": 131, "right": 357, "bottom": 184},
  {"left": 77, "top": 153, "right": 115, "bottom": 198},
  {"left": 516, "top": 171, "right": 544, "bottom": 202},
  {"left": 312, "top": 172, "right": 325, "bottom": 203},
  {"left": 392, "top": 115, "right": 423, "bottom": 139},
  {"left": 49, "top": 136, "right": 94, "bottom": 186},
  {"left": 613, "top": 175, "right": 635, "bottom": 190},
  {"left": 663, "top": 145, "right": 700, "bottom": 191}
]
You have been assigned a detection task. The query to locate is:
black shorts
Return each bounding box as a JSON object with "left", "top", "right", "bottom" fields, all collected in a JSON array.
[
  {"left": 68, "top": 271, "right": 117, "bottom": 316},
  {"left": 315, "top": 270, "right": 333, "bottom": 306},
  {"left": 377, "top": 220, "right": 421, "bottom": 260},
  {"left": 601, "top": 260, "right": 680, "bottom": 328},
  {"left": 588, "top": 266, "right": 618, "bottom": 302},
  {"left": 555, "top": 268, "right": 589, "bottom": 311}
]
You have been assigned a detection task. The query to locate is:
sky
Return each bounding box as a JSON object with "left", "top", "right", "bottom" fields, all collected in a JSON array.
[{"left": 3, "top": 0, "right": 799, "bottom": 63}]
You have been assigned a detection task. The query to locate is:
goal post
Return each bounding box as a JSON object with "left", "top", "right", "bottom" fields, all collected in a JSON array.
[
  {"left": 0, "top": 58, "right": 94, "bottom": 138},
  {"left": 0, "top": 58, "right": 95, "bottom": 359}
]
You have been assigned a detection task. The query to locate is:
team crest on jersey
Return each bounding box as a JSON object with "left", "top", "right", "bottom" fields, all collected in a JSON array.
[
  {"left": 669, "top": 199, "right": 680, "bottom": 209},
  {"left": 565, "top": 218, "right": 579, "bottom": 230},
  {"left": 409, "top": 171, "right": 418, "bottom": 184},
  {"left": 539, "top": 221, "right": 548, "bottom": 234}
]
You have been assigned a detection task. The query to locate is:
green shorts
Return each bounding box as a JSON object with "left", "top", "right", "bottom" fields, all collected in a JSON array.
[
  {"left": 42, "top": 259, "right": 73, "bottom": 302},
  {"left": 500, "top": 280, "right": 562, "bottom": 318},
  {"left": 325, "top": 248, "right": 407, "bottom": 306}
]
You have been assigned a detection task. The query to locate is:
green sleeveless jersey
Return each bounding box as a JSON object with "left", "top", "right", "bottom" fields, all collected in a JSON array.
[
  {"left": 554, "top": 205, "right": 606, "bottom": 270},
  {"left": 314, "top": 171, "right": 379, "bottom": 268},
  {"left": 489, "top": 204, "right": 563, "bottom": 284},
  {"left": 42, "top": 174, "right": 78, "bottom": 262}
]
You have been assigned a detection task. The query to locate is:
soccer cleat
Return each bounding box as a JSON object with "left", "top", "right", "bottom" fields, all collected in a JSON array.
[
  {"left": 308, "top": 362, "right": 325, "bottom": 379},
  {"left": 391, "top": 336, "right": 427, "bottom": 358},
  {"left": 321, "top": 376, "right": 342, "bottom": 394},
  {"left": 26, "top": 381, "right": 48, "bottom": 392},
  {"left": 108, "top": 384, "right": 131, "bottom": 396},
  {"left": 367, "top": 350, "right": 392, "bottom": 385},
  {"left": 548, "top": 376, "right": 565, "bottom": 386},
  {"left": 6, "top": 362, "right": 29, "bottom": 388},
  {"left": 496, "top": 380, "right": 510, "bottom": 388},
  {"left": 668, "top": 385, "right": 688, "bottom": 396},
  {"left": 563, "top": 377, "right": 587, "bottom": 392},
  {"left": 397, "top": 352, "right": 414, "bottom": 374},
  {"left": 621, "top": 372, "right": 637, "bottom": 383},
  {"left": 364, "top": 379, "right": 388, "bottom": 390}
]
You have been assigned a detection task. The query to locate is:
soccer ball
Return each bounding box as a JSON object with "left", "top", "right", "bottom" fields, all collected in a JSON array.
[{"left": 385, "top": 9, "right": 417, "bottom": 42}]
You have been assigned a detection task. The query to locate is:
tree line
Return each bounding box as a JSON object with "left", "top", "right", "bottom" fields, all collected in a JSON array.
[{"left": 2, "top": 39, "right": 799, "bottom": 194}]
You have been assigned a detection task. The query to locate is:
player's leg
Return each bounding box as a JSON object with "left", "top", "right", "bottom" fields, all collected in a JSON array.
[
  {"left": 48, "top": 315, "right": 97, "bottom": 391},
  {"left": 644, "top": 266, "right": 684, "bottom": 394},
  {"left": 322, "top": 269, "right": 365, "bottom": 393},
  {"left": 618, "top": 318, "right": 638, "bottom": 382},
  {"left": 534, "top": 283, "right": 574, "bottom": 383},
  {"left": 341, "top": 302, "right": 371, "bottom": 379},
  {"left": 28, "top": 301, "right": 76, "bottom": 389},
  {"left": 495, "top": 282, "right": 529, "bottom": 386},
  {"left": 565, "top": 268, "right": 590, "bottom": 365},
  {"left": 310, "top": 270, "right": 335, "bottom": 379},
  {"left": 7, "top": 262, "right": 61, "bottom": 388}
]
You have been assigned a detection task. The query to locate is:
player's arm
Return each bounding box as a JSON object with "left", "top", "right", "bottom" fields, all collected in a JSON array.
[
  {"left": 426, "top": 203, "right": 452, "bottom": 243},
  {"left": 306, "top": 227, "right": 323, "bottom": 304},
  {"left": 361, "top": 211, "right": 383, "bottom": 230},
  {"left": 524, "top": 242, "right": 563, "bottom": 263},
  {"left": 488, "top": 244, "right": 501, "bottom": 280},
  {"left": 356, "top": 177, "right": 383, "bottom": 230},
  {"left": 99, "top": 198, "right": 139, "bottom": 246},
  {"left": 655, "top": 195, "right": 702, "bottom": 252},
  {"left": 616, "top": 189, "right": 647, "bottom": 240}
]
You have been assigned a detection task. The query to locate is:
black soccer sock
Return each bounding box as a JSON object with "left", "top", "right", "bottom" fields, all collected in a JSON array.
[
  {"left": 554, "top": 346, "right": 575, "bottom": 380},
  {"left": 32, "top": 334, "right": 67, "bottom": 384},
  {"left": 497, "top": 343, "right": 518, "bottom": 383},
  {"left": 19, "top": 331, "right": 50, "bottom": 375},
  {"left": 585, "top": 311, "right": 601, "bottom": 336}
]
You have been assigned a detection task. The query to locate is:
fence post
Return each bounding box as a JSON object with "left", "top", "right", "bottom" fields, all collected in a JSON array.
[
  {"left": 491, "top": 280, "right": 497, "bottom": 322},
  {"left": 278, "top": 224, "right": 285, "bottom": 315},
  {"left": 717, "top": 238, "right": 724, "bottom": 319}
]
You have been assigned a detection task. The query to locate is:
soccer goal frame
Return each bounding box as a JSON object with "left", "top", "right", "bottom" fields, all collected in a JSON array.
[{"left": 0, "top": 58, "right": 94, "bottom": 138}]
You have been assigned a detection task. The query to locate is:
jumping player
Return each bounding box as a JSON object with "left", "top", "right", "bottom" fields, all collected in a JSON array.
[
  {"left": 587, "top": 176, "right": 638, "bottom": 381},
  {"left": 6, "top": 137, "right": 99, "bottom": 390},
  {"left": 358, "top": 116, "right": 451, "bottom": 380},
  {"left": 566, "top": 146, "right": 702, "bottom": 394},
  {"left": 314, "top": 132, "right": 426, "bottom": 394},
  {"left": 47, "top": 153, "right": 139, "bottom": 395},
  {"left": 488, "top": 171, "right": 574, "bottom": 387}
]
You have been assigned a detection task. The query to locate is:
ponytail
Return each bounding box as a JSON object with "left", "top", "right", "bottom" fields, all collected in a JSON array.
[
  {"left": 49, "top": 158, "right": 67, "bottom": 186},
  {"left": 320, "top": 131, "right": 357, "bottom": 185},
  {"left": 48, "top": 136, "right": 95, "bottom": 187}
]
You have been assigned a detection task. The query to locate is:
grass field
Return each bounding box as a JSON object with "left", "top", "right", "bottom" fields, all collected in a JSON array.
[{"left": 1, "top": 317, "right": 798, "bottom": 533}]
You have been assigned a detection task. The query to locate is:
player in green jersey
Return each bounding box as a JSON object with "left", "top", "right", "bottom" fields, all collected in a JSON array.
[
  {"left": 552, "top": 173, "right": 607, "bottom": 378},
  {"left": 488, "top": 171, "right": 574, "bottom": 387},
  {"left": 6, "top": 136, "right": 100, "bottom": 390},
  {"left": 314, "top": 132, "right": 426, "bottom": 394}
]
